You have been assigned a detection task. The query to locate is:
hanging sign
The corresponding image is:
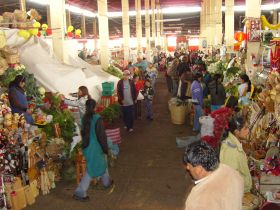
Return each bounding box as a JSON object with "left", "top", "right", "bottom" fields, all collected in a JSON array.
[{"left": 248, "top": 18, "right": 261, "bottom": 42}]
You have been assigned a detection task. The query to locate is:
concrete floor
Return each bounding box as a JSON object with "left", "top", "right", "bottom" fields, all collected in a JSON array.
[{"left": 26, "top": 74, "right": 193, "bottom": 210}]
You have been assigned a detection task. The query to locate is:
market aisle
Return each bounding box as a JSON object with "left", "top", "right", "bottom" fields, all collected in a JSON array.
[{"left": 26, "top": 73, "right": 193, "bottom": 210}]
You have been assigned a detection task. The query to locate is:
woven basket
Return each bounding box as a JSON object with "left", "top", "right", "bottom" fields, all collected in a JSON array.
[
  {"left": 170, "top": 104, "right": 187, "bottom": 125},
  {"left": 45, "top": 143, "right": 64, "bottom": 157},
  {"left": 3, "top": 47, "right": 20, "bottom": 64},
  {"left": 0, "top": 30, "right": 6, "bottom": 49},
  {"left": 14, "top": 9, "right": 27, "bottom": 21},
  {"left": 265, "top": 100, "right": 275, "bottom": 113}
]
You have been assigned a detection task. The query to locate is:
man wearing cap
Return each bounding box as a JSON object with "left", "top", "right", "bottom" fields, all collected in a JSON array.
[{"left": 117, "top": 70, "right": 137, "bottom": 132}]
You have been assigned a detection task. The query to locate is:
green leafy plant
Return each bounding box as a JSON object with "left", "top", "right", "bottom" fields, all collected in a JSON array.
[
  {"left": 0, "top": 67, "right": 24, "bottom": 87},
  {"left": 42, "top": 94, "right": 76, "bottom": 142},
  {"left": 100, "top": 103, "right": 121, "bottom": 124},
  {"left": 105, "top": 65, "right": 123, "bottom": 79},
  {"left": 263, "top": 32, "right": 273, "bottom": 45},
  {"left": 225, "top": 67, "right": 240, "bottom": 80}
]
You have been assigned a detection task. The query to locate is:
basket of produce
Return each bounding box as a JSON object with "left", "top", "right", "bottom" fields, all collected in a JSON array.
[{"left": 3, "top": 47, "right": 20, "bottom": 64}]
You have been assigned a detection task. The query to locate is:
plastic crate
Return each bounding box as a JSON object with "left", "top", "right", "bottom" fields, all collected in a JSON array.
[
  {"left": 102, "top": 90, "right": 114, "bottom": 96},
  {"left": 102, "top": 82, "right": 114, "bottom": 92}
]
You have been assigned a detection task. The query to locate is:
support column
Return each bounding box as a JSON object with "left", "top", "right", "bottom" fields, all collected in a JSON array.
[
  {"left": 246, "top": 0, "right": 261, "bottom": 77},
  {"left": 136, "top": 0, "right": 142, "bottom": 54},
  {"left": 66, "top": 10, "right": 71, "bottom": 28},
  {"left": 145, "top": 0, "right": 151, "bottom": 61},
  {"left": 273, "top": 10, "right": 278, "bottom": 25},
  {"left": 19, "top": 0, "right": 26, "bottom": 12},
  {"left": 160, "top": 9, "right": 163, "bottom": 44},
  {"left": 225, "top": 0, "right": 235, "bottom": 51},
  {"left": 208, "top": 0, "right": 216, "bottom": 48},
  {"left": 156, "top": 1, "right": 161, "bottom": 46},
  {"left": 151, "top": 0, "right": 156, "bottom": 47},
  {"left": 93, "top": 17, "right": 98, "bottom": 51},
  {"left": 97, "top": 0, "right": 110, "bottom": 69},
  {"left": 49, "top": 0, "right": 66, "bottom": 63},
  {"left": 215, "top": 0, "right": 223, "bottom": 46},
  {"left": 122, "top": 0, "right": 130, "bottom": 61},
  {"left": 200, "top": 0, "right": 206, "bottom": 50},
  {"left": 47, "top": 5, "right": 52, "bottom": 28},
  {"left": 81, "top": 14, "right": 86, "bottom": 38},
  {"left": 205, "top": 0, "right": 211, "bottom": 48}
]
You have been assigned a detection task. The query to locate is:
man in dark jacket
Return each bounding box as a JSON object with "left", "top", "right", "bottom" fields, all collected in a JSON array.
[
  {"left": 117, "top": 70, "right": 137, "bottom": 132},
  {"left": 208, "top": 74, "right": 226, "bottom": 112}
]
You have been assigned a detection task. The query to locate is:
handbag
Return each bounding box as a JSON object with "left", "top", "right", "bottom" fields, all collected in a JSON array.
[
  {"left": 137, "top": 92, "right": 144, "bottom": 100},
  {"left": 0, "top": 30, "right": 6, "bottom": 49}
]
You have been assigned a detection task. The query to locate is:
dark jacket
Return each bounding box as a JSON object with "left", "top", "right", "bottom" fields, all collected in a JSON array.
[
  {"left": 117, "top": 79, "right": 137, "bottom": 105},
  {"left": 141, "top": 86, "right": 154, "bottom": 101},
  {"left": 208, "top": 80, "right": 226, "bottom": 106}
]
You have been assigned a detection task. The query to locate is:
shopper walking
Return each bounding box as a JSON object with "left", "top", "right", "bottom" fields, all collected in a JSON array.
[
  {"left": 73, "top": 99, "right": 112, "bottom": 202},
  {"left": 183, "top": 141, "right": 244, "bottom": 210},
  {"left": 133, "top": 75, "right": 144, "bottom": 120},
  {"left": 141, "top": 80, "right": 154, "bottom": 120},
  {"left": 117, "top": 70, "right": 137, "bottom": 132},
  {"left": 191, "top": 73, "right": 204, "bottom": 132},
  {"left": 208, "top": 74, "right": 226, "bottom": 112},
  {"left": 146, "top": 62, "right": 158, "bottom": 90}
]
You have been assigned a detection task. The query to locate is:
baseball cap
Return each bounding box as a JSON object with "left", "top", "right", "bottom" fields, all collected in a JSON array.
[{"left": 123, "top": 70, "right": 131, "bottom": 75}]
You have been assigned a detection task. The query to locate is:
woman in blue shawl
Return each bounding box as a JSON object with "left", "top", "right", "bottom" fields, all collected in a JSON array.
[
  {"left": 8, "top": 75, "right": 34, "bottom": 124},
  {"left": 73, "top": 99, "right": 113, "bottom": 201}
]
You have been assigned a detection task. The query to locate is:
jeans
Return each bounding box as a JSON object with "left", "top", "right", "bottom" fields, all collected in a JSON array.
[
  {"left": 193, "top": 105, "right": 203, "bottom": 131},
  {"left": 172, "top": 79, "right": 179, "bottom": 97},
  {"left": 144, "top": 99, "right": 153, "bottom": 118},
  {"left": 74, "top": 169, "right": 110, "bottom": 198},
  {"left": 121, "top": 105, "right": 135, "bottom": 129}
]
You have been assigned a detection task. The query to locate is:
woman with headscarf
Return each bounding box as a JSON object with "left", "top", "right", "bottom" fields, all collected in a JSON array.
[{"left": 8, "top": 75, "right": 34, "bottom": 124}]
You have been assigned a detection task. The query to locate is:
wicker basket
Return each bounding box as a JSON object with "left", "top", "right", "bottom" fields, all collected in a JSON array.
[
  {"left": 265, "top": 99, "right": 275, "bottom": 113},
  {"left": 170, "top": 104, "right": 187, "bottom": 125},
  {"left": 3, "top": 47, "right": 20, "bottom": 64},
  {"left": 0, "top": 30, "right": 6, "bottom": 49}
]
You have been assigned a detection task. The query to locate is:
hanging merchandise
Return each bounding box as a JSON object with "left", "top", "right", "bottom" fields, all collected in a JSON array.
[
  {"left": 75, "top": 29, "right": 81, "bottom": 39},
  {"left": 0, "top": 30, "right": 6, "bottom": 49},
  {"left": 67, "top": 25, "right": 74, "bottom": 38},
  {"left": 261, "top": 15, "right": 280, "bottom": 30},
  {"left": 247, "top": 18, "right": 262, "bottom": 42},
  {"left": 28, "top": 21, "right": 41, "bottom": 36},
  {"left": 270, "top": 40, "right": 280, "bottom": 71},
  {"left": 17, "top": 30, "right": 31, "bottom": 40}
]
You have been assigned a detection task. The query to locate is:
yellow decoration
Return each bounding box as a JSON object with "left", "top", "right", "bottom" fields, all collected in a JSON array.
[
  {"left": 261, "top": 15, "right": 280, "bottom": 30},
  {"left": 33, "top": 21, "right": 41, "bottom": 28},
  {"left": 67, "top": 25, "right": 74, "bottom": 33},
  {"left": 18, "top": 30, "right": 31, "bottom": 39},
  {"left": 42, "top": 24, "right": 48, "bottom": 31},
  {"left": 75, "top": 29, "right": 81, "bottom": 35},
  {"left": 29, "top": 29, "right": 39, "bottom": 36}
]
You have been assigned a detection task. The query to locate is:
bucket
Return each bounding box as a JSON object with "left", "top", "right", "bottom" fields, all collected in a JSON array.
[{"left": 170, "top": 104, "right": 187, "bottom": 125}]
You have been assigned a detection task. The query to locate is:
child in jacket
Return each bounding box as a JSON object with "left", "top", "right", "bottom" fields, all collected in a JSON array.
[{"left": 141, "top": 80, "right": 154, "bottom": 120}]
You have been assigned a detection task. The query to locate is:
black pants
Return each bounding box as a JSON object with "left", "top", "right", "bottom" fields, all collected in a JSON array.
[
  {"left": 121, "top": 105, "right": 135, "bottom": 129},
  {"left": 134, "top": 100, "right": 142, "bottom": 119},
  {"left": 166, "top": 75, "right": 173, "bottom": 93}
]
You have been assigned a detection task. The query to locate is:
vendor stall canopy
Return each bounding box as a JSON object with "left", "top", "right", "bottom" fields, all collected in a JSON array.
[{"left": 0, "top": 0, "right": 278, "bottom": 37}]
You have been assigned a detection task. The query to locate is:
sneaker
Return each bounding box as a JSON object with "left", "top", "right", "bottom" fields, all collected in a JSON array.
[
  {"left": 128, "top": 128, "right": 134, "bottom": 132},
  {"left": 73, "top": 194, "right": 90, "bottom": 202}
]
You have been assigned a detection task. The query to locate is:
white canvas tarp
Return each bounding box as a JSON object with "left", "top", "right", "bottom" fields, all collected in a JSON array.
[{"left": 3, "top": 28, "right": 119, "bottom": 100}]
